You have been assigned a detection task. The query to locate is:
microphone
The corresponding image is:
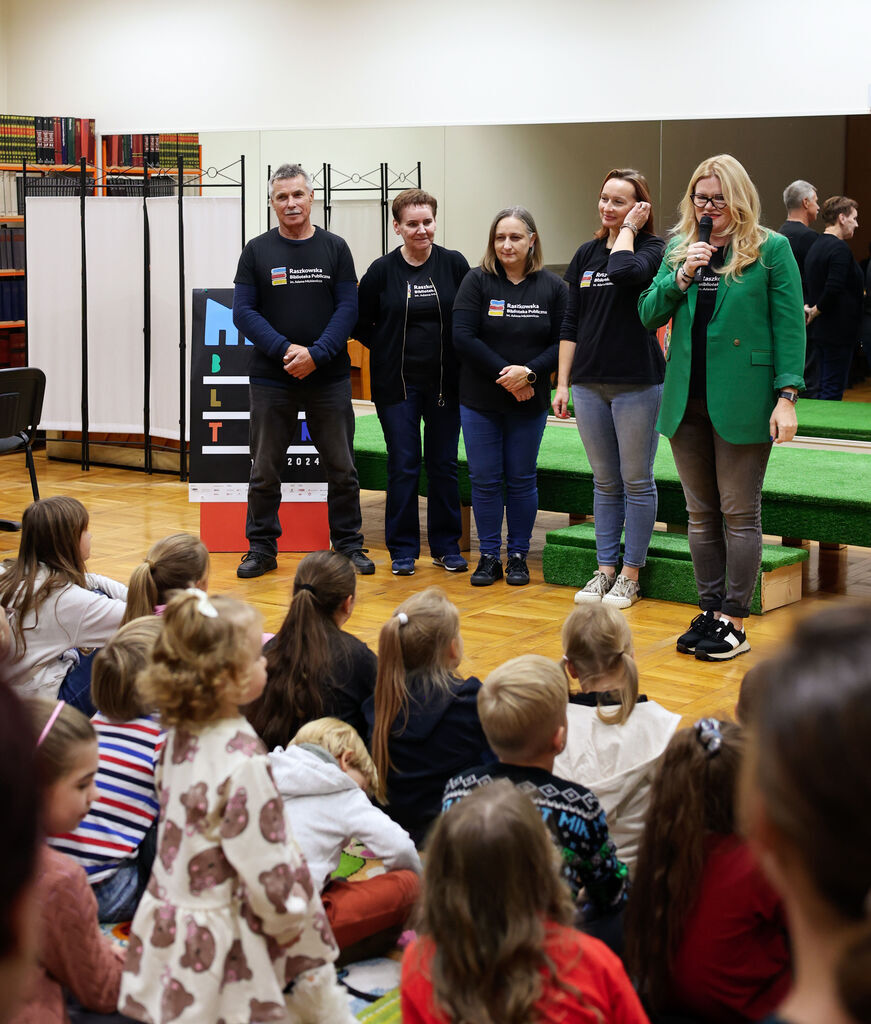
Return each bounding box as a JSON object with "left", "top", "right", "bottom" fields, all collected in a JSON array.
[{"left": 698, "top": 214, "right": 713, "bottom": 246}]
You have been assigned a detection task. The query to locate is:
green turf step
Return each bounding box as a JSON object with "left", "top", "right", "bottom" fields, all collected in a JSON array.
[{"left": 542, "top": 523, "right": 808, "bottom": 615}]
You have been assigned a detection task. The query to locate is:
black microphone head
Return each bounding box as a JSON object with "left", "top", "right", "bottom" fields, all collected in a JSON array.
[{"left": 698, "top": 215, "right": 713, "bottom": 245}]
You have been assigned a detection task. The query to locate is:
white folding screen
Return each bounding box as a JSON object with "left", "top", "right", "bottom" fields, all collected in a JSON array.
[
  {"left": 26, "top": 197, "right": 84, "bottom": 430},
  {"left": 328, "top": 199, "right": 384, "bottom": 278},
  {"left": 26, "top": 195, "right": 241, "bottom": 439}
]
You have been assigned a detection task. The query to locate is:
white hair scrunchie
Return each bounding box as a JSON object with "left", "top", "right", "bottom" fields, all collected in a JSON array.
[
  {"left": 186, "top": 587, "right": 218, "bottom": 618},
  {"left": 396, "top": 612, "right": 409, "bottom": 626}
]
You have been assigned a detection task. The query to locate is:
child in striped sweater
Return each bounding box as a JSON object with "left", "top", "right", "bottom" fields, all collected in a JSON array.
[{"left": 49, "top": 616, "right": 163, "bottom": 922}]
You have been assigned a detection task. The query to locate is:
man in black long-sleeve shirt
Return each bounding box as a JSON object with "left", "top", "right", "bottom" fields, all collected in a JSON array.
[
  {"left": 778, "top": 180, "right": 820, "bottom": 395},
  {"left": 233, "top": 163, "right": 373, "bottom": 577}
]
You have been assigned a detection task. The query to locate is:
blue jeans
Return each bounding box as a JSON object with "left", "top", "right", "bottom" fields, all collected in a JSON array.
[
  {"left": 460, "top": 405, "right": 548, "bottom": 557},
  {"left": 247, "top": 378, "right": 364, "bottom": 556},
  {"left": 817, "top": 342, "right": 853, "bottom": 401},
  {"left": 376, "top": 387, "right": 462, "bottom": 560},
  {"left": 572, "top": 383, "right": 663, "bottom": 569}
]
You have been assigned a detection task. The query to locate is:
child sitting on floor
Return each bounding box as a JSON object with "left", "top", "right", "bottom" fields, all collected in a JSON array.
[
  {"left": 119, "top": 589, "right": 354, "bottom": 1024},
  {"left": 443, "top": 653, "right": 629, "bottom": 927},
  {"left": 11, "top": 699, "right": 125, "bottom": 1024},
  {"left": 0, "top": 496, "right": 127, "bottom": 713},
  {"left": 122, "top": 533, "right": 210, "bottom": 622},
  {"left": 624, "top": 720, "right": 791, "bottom": 1023},
  {"left": 555, "top": 603, "right": 680, "bottom": 873},
  {"left": 402, "top": 781, "right": 649, "bottom": 1024},
  {"left": 49, "top": 615, "right": 164, "bottom": 923},
  {"left": 269, "top": 717, "right": 421, "bottom": 953},
  {"left": 363, "top": 586, "right": 494, "bottom": 845}
]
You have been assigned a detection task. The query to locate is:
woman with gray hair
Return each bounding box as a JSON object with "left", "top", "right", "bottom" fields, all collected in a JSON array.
[{"left": 452, "top": 207, "right": 565, "bottom": 587}]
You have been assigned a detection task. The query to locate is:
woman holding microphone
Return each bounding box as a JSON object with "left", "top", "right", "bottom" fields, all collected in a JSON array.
[
  {"left": 553, "top": 168, "right": 665, "bottom": 609},
  {"left": 453, "top": 207, "right": 565, "bottom": 587},
  {"left": 639, "top": 154, "right": 805, "bottom": 661}
]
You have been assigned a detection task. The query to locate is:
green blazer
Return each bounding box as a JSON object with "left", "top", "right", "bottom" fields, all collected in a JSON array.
[{"left": 638, "top": 231, "right": 806, "bottom": 444}]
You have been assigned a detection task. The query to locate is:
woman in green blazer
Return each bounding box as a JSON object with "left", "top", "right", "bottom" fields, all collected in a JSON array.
[{"left": 639, "top": 154, "right": 805, "bottom": 663}]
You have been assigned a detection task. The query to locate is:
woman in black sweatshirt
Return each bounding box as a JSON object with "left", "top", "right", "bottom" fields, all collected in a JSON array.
[{"left": 356, "top": 189, "right": 470, "bottom": 578}]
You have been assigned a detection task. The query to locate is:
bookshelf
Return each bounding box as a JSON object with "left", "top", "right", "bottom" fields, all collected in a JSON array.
[{"left": 100, "top": 134, "right": 202, "bottom": 196}]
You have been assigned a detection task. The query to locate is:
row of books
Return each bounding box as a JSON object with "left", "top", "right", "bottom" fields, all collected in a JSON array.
[
  {"left": 0, "top": 172, "right": 18, "bottom": 216},
  {"left": 106, "top": 174, "right": 179, "bottom": 197},
  {"left": 0, "top": 278, "right": 25, "bottom": 323},
  {"left": 0, "top": 227, "right": 25, "bottom": 269},
  {"left": 0, "top": 328, "right": 25, "bottom": 368},
  {"left": 0, "top": 114, "right": 97, "bottom": 166},
  {"left": 103, "top": 133, "right": 200, "bottom": 170}
]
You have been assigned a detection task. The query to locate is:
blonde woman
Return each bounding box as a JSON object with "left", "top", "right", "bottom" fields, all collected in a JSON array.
[{"left": 639, "top": 155, "right": 805, "bottom": 662}]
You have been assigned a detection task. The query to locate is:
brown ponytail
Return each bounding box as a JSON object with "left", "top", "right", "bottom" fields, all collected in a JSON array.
[
  {"left": 561, "top": 604, "right": 639, "bottom": 725},
  {"left": 123, "top": 533, "right": 210, "bottom": 624}
]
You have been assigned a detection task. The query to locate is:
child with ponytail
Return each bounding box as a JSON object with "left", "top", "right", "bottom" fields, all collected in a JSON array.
[
  {"left": 10, "top": 699, "right": 124, "bottom": 1024},
  {"left": 743, "top": 605, "right": 871, "bottom": 1024},
  {"left": 363, "top": 586, "right": 494, "bottom": 845},
  {"left": 0, "top": 496, "right": 127, "bottom": 711},
  {"left": 555, "top": 603, "right": 680, "bottom": 872},
  {"left": 245, "top": 549, "right": 376, "bottom": 750},
  {"left": 50, "top": 616, "right": 164, "bottom": 923},
  {"left": 624, "top": 720, "right": 790, "bottom": 1022},
  {"left": 122, "top": 533, "right": 210, "bottom": 622},
  {"left": 119, "top": 589, "right": 353, "bottom": 1024}
]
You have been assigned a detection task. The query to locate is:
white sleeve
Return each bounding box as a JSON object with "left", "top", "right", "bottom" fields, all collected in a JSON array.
[
  {"left": 345, "top": 790, "right": 422, "bottom": 874},
  {"left": 84, "top": 573, "right": 129, "bottom": 601},
  {"left": 59, "top": 584, "right": 127, "bottom": 648}
]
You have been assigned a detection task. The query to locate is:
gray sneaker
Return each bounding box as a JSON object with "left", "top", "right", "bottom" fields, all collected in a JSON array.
[
  {"left": 574, "top": 570, "right": 616, "bottom": 604},
  {"left": 602, "top": 574, "right": 641, "bottom": 609}
]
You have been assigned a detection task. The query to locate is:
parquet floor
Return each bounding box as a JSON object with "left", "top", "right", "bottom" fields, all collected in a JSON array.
[{"left": 2, "top": 446, "right": 870, "bottom": 726}]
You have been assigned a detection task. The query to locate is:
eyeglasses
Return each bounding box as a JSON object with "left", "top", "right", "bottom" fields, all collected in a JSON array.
[{"left": 690, "top": 193, "right": 728, "bottom": 211}]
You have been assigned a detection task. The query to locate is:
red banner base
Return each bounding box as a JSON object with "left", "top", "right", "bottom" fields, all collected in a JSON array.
[{"left": 199, "top": 502, "right": 330, "bottom": 553}]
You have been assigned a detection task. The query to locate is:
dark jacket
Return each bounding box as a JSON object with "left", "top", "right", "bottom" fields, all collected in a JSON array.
[
  {"left": 805, "top": 232, "right": 864, "bottom": 348},
  {"left": 355, "top": 244, "right": 470, "bottom": 406}
]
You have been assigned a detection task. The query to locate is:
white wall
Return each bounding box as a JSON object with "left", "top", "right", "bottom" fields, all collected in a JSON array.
[{"left": 2, "top": 0, "right": 871, "bottom": 130}]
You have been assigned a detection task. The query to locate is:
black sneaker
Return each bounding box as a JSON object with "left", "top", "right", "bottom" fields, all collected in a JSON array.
[
  {"left": 470, "top": 554, "right": 503, "bottom": 587},
  {"left": 347, "top": 549, "right": 376, "bottom": 575},
  {"left": 505, "top": 554, "right": 530, "bottom": 586},
  {"left": 676, "top": 610, "right": 717, "bottom": 654},
  {"left": 695, "top": 619, "right": 751, "bottom": 661},
  {"left": 236, "top": 551, "right": 278, "bottom": 579}
]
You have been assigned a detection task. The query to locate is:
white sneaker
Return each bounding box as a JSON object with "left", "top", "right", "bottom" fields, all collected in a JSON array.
[
  {"left": 602, "top": 574, "right": 641, "bottom": 609},
  {"left": 574, "top": 570, "right": 616, "bottom": 604}
]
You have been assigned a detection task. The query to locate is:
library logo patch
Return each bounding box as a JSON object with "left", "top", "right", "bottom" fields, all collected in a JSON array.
[
  {"left": 580, "top": 271, "right": 594, "bottom": 288},
  {"left": 271, "top": 267, "right": 287, "bottom": 286},
  {"left": 488, "top": 299, "right": 505, "bottom": 317}
]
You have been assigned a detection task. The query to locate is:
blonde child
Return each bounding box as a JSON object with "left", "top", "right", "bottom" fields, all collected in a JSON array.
[
  {"left": 119, "top": 589, "right": 354, "bottom": 1024},
  {"left": 625, "top": 721, "right": 790, "bottom": 1022},
  {"left": 443, "top": 654, "right": 629, "bottom": 928},
  {"left": 362, "top": 586, "right": 494, "bottom": 845},
  {"left": 269, "top": 717, "right": 421, "bottom": 952},
  {"left": 402, "top": 781, "right": 649, "bottom": 1024},
  {"left": 10, "top": 699, "right": 125, "bottom": 1024},
  {"left": 246, "top": 550, "right": 376, "bottom": 750},
  {"left": 555, "top": 603, "right": 680, "bottom": 872},
  {"left": 122, "top": 533, "right": 210, "bottom": 622},
  {"left": 50, "top": 616, "right": 164, "bottom": 923},
  {"left": 0, "top": 496, "right": 127, "bottom": 712}
]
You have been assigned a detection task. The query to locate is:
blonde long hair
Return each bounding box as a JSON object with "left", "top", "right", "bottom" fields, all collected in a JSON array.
[
  {"left": 668, "top": 154, "right": 768, "bottom": 282},
  {"left": 562, "top": 604, "right": 638, "bottom": 725}
]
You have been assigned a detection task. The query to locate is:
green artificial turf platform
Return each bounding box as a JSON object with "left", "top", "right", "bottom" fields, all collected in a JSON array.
[
  {"left": 542, "top": 523, "right": 809, "bottom": 614},
  {"left": 353, "top": 414, "right": 871, "bottom": 547}
]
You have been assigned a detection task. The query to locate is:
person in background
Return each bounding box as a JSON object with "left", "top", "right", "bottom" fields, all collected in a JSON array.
[
  {"left": 639, "top": 154, "right": 805, "bottom": 662},
  {"left": 233, "top": 162, "right": 373, "bottom": 579},
  {"left": 453, "top": 206, "right": 566, "bottom": 587},
  {"left": 742, "top": 605, "right": 871, "bottom": 1024},
  {"left": 553, "top": 168, "right": 665, "bottom": 609},
  {"left": 803, "top": 195, "right": 863, "bottom": 401},
  {"left": 778, "top": 180, "right": 820, "bottom": 396},
  {"left": 122, "top": 533, "right": 209, "bottom": 622},
  {"left": 403, "top": 781, "right": 650, "bottom": 1024},
  {"left": 355, "top": 189, "right": 469, "bottom": 577}
]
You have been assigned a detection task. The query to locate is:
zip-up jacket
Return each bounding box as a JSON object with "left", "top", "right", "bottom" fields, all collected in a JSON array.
[{"left": 355, "top": 244, "right": 470, "bottom": 406}]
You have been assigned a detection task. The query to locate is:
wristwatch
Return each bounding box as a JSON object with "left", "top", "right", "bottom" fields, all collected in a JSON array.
[
  {"left": 777, "top": 390, "right": 798, "bottom": 404},
  {"left": 524, "top": 366, "right": 537, "bottom": 384}
]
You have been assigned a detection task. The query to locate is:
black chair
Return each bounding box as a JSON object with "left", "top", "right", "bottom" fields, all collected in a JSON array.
[{"left": 0, "top": 366, "right": 46, "bottom": 532}]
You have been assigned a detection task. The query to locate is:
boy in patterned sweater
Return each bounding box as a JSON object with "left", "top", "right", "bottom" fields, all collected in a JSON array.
[{"left": 442, "top": 654, "right": 629, "bottom": 923}]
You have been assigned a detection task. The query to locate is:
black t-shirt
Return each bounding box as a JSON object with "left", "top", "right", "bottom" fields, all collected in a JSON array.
[
  {"left": 452, "top": 267, "right": 566, "bottom": 415},
  {"left": 234, "top": 226, "right": 357, "bottom": 384},
  {"left": 778, "top": 220, "right": 817, "bottom": 296},
  {"left": 561, "top": 233, "right": 665, "bottom": 385},
  {"left": 689, "top": 247, "right": 725, "bottom": 400},
  {"left": 402, "top": 256, "right": 443, "bottom": 387}
]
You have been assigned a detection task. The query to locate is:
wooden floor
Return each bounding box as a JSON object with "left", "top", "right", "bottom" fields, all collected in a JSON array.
[{"left": 2, "top": 446, "right": 870, "bottom": 726}]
